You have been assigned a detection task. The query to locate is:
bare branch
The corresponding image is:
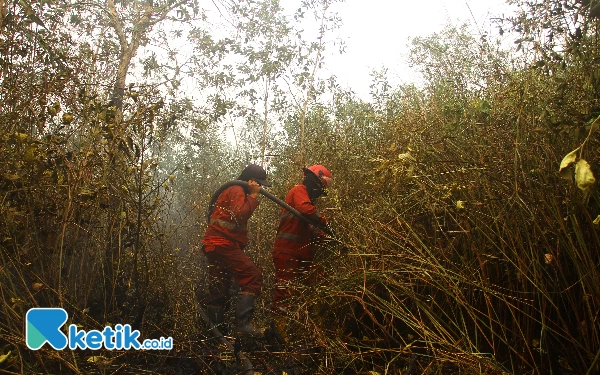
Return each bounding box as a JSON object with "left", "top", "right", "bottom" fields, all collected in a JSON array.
[{"left": 107, "top": 0, "right": 129, "bottom": 52}]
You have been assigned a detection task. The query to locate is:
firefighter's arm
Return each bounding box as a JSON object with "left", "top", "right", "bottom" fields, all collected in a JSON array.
[
  {"left": 229, "top": 185, "right": 260, "bottom": 223},
  {"left": 294, "top": 187, "right": 332, "bottom": 234},
  {"left": 295, "top": 191, "right": 324, "bottom": 221},
  {"left": 309, "top": 211, "right": 329, "bottom": 237}
]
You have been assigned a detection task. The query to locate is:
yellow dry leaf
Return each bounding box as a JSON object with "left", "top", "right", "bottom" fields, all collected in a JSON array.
[
  {"left": 3, "top": 174, "right": 20, "bottom": 181},
  {"left": 24, "top": 146, "right": 37, "bottom": 162},
  {"left": 14, "top": 132, "right": 28, "bottom": 143},
  {"left": 87, "top": 356, "right": 113, "bottom": 367},
  {"left": 456, "top": 200, "right": 465, "bottom": 210},
  {"left": 559, "top": 147, "right": 580, "bottom": 180},
  {"left": 575, "top": 159, "right": 596, "bottom": 191},
  {"left": 593, "top": 215, "right": 600, "bottom": 225},
  {"left": 398, "top": 152, "right": 415, "bottom": 162},
  {"left": 0, "top": 351, "right": 11, "bottom": 364},
  {"left": 62, "top": 113, "right": 74, "bottom": 124}
]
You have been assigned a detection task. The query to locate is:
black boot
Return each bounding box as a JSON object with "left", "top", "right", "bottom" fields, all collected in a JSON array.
[
  {"left": 264, "top": 319, "right": 286, "bottom": 349},
  {"left": 206, "top": 305, "right": 227, "bottom": 335},
  {"left": 234, "top": 293, "right": 262, "bottom": 337}
]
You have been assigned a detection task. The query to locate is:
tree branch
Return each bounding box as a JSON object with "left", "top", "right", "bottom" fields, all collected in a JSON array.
[{"left": 107, "top": 0, "right": 128, "bottom": 53}]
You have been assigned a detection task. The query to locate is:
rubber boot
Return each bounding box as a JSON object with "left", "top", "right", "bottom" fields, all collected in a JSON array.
[
  {"left": 206, "top": 305, "right": 227, "bottom": 335},
  {"left": 234, "top": 293, "right": 262, "bottom": 337},
  {"left": 265, "top": 318, "right": 286, "bottom": 346},
  {"left": 273, "top": 315, "right": 288, "bottom": 342}
]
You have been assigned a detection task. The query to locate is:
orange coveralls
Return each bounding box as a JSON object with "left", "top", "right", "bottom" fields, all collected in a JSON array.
[
  {"left": 271, "top": 184, "right": 326, "bottom": 310},
  {"left": 203, "top": 185, "right": 262, "bottom": 306}
]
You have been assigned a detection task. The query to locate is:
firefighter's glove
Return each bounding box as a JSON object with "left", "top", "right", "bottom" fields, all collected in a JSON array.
[{"left": 323, "top": 224, "right": 336, "bottom": 238}]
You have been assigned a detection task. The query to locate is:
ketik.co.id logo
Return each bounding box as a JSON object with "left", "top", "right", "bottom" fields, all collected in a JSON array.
[
  {"left": 26, "top": 308, "right": 68, "bottom": 350},
  {"left": 26, "top": 308, "right": 173, "bottom": 350}
]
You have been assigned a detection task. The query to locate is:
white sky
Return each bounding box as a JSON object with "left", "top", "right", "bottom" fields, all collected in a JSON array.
[{"left": 321, "top": 0, "right": 514, "bottom": 100}]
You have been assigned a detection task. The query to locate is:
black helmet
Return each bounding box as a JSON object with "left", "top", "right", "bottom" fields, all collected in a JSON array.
[{"left": 238, "top": 164, "right": 271, "bottom": 187}]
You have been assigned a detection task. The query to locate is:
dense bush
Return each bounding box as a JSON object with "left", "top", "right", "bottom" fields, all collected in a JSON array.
[{"left": 265, "top": 20, "right": 600, "bottom": 375}]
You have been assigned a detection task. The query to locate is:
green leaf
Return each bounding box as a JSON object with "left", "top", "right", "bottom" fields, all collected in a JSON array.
[
  {"left": 479, "top": 100, "right": 491, "bottom": 114},
  {"left": 28, "top": 14, "right": 46, "bottom": 28}
]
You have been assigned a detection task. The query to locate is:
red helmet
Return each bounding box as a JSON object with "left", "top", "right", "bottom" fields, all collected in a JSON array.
[{"left": 304, "top": 165, "right": 333, "bottom": 188}]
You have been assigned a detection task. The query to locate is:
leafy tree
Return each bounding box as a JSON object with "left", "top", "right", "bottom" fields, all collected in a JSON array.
[
  {"left": 409, "top": 25, "right": 507, "bottom": 131},
  {"left": 41, "top": 0, "right": 208, "bottom": 108}
]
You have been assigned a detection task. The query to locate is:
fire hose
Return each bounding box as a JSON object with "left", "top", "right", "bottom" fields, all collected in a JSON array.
[{"left": 207, "top": 180, "right": 341, "bottom": 240}]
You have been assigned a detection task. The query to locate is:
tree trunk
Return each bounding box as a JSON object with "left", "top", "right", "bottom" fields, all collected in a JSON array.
[
  {"left": 0, "top": 0, "right": 6, "bottom": 29},
  {"left": 112, "top": 48, "right": 134, "bottom": 109}
]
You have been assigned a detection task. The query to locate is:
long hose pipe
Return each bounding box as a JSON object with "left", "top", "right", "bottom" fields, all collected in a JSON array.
[{"left": 207, "top": 180, "right": 335, "bottom": 237}]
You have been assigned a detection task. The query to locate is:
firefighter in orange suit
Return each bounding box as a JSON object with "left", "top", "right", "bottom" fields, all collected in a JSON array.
[
  {"left": 203, "top": 164, "right": 270, "bottom": 336},
  {"left": 270, "top": 165, "right": 333, "bottom": 316}
]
